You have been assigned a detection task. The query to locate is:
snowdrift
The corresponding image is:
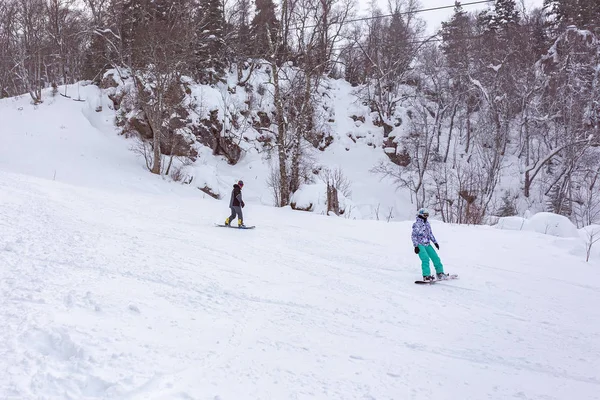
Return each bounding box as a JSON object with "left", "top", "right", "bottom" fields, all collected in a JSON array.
[{"left": 495, "top": 212, "right": 580, "bottom": 238}]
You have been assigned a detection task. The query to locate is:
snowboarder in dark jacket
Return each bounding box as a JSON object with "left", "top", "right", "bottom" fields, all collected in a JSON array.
[{"left": 225, "top": 180, "right": 245, "bottom": 227}]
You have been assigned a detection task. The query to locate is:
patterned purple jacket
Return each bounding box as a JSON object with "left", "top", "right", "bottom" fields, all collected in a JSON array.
[{"left": 411, "top": 217, "right": 437, "bottom": 247}]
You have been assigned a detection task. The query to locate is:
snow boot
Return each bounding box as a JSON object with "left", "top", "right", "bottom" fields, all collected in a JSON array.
[
  {"left": 423, "top": 275, "right": 435, "bottom": 282},
  {"left": 436, "top": 272, "right": 449, "bottom": 280},
  {"left": 238, "top": 219, "right": 245, "bottom": 228},
  {"left": 225, "top": 217, "right": 230, "bottom": 226}
]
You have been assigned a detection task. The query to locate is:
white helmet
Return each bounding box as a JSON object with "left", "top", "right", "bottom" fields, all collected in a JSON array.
[{"left": 417, "top": 208, "right": 430, "bottom": 217}]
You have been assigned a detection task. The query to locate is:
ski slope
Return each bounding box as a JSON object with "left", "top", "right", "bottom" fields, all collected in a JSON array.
[
  {"left": 1, "top": 169, "right": 600, "bottom": 399},
  {"left": 1, "top": 87, "right": 600, "bottom": 399}
]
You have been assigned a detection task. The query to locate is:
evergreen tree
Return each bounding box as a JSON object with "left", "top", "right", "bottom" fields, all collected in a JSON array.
[
  {"left": 381, "top": 10, "right": 412, "bottom": 82},
  {"left": 83, "top": 33, "right": 109, "bottom": 82},
  {"left": 82, "top": 0, "right": 123, "bottom": 82},
  {"left": 489, "top": 0, "right": 520, "bottom": 30},
  {"left": 193, "top": 0, "right": 226, "bottom": 84},
  {"left": 229, "top": 0, "right": 256, "bottom": 83},
  {"left": 527, "top": 7, "right": 550, "bottom": 60},
  {"left": 231, "top": 0, "right": 252, "bottom": 61},
  {"left": 250, "top": 0, "right": 279, "bottom": 60},
  {"left": 120, "top": 0, "right": 144, "bottom": 67},
  {"left": 440, "top": 2, "right": 471, "bottom": 72},
  {"left": 544, "top": 0, "right": 600, "bottom": 35}
]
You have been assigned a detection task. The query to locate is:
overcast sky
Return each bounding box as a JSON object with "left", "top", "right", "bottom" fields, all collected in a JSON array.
[{"left": 358, "top": 0, "right": 545, "bottom": 35}]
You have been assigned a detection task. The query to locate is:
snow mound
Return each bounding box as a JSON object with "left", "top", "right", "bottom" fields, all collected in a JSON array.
[
  {"left": 494, "top": 216, "right": 528, "bottom": 231},
  {"left": 580, "top": 224, "right": 600, "bottom": 238},
  {"left": 496, "top": 212, "right": 580, "bottom": 238},
  {"left": 290, "top": 182, "right": 356, "bottom": 217},
  {"left": 290, "top": 182, "right": 326, "bottom": 212},
  {"left": 526, "top": 212, "right": 580, "bottom": 238}
]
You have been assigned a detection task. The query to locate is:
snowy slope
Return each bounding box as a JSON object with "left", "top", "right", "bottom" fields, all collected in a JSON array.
[
  {"left": 0, "top": 77, "right": 420, "bottom": 221},
  {"left": 309, "top": 79, "right": 415, "bottom": 220},
  {"left": 2, "top": 81, "right": 600, "bottom": 399},
  {"left": 0, "top": 85, "right": 204, "bottom": 198},
  {"left": 1, "top": 167, "right": 600, "bottom": 400}
]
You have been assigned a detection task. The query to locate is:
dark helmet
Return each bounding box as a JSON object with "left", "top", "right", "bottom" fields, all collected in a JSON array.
[{"left": 237, "top": 180, "right": 244, "bottom": 187}]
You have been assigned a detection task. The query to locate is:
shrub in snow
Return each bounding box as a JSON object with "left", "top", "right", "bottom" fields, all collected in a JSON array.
[
  {"left": 257, "top": 83, "right": 266, "bottom": 96},
  {"left": 581, "top": 225, "right": 600, "bottom": 262},
  {"left": 497, "top": 192, "right": 518, "bottom": 217}
]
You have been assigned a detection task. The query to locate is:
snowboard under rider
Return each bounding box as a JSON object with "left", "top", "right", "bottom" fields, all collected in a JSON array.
[
  {"left": 411, "top": 208, "right": 448, "bottom": 282},
  {"left": 225, "top": 180, "right": 246, "bottom": 227}
]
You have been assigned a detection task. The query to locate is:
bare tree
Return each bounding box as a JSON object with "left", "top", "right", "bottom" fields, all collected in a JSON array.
[
  {"left": 352, "top": 0, "right": 425, "bottom": 131},
  {"left": 371, "top": 97, "right": 437, "bottom": 210},
  {"left": 584, "top": 226, "right": 600, "bottom": 262},
  {"left": 322, "top": 166, "right": 351, "bottom": 215},
  {"left": 14, "top": 0, "right": 47, "bottom": 103},
  {"left": 573, "top": 163, "right": 600, "bottom": 227},
  {"left": 264, "top": 0, "right": 356, "bottom": 206},
  {"left": 128, "top": 1, "right": 192, "bottom": 174},
  {"left": 0, "top": 1, "right": 18, "bottom": 97}
]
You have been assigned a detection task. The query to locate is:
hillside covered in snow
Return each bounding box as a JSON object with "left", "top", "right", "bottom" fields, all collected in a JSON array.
[
  {"left": 2, "top": 70, "right": 600, "bottom": 398},
  {"left": 1, "top": 0, "right": 599, "bottom": 229}
]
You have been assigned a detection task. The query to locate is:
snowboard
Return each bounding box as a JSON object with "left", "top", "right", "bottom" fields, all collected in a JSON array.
[
  {"left": 215, "top": 223, "right": 255, "bottom": 229},
  {"left": 415, "top": 274, "right": 458, "bottom": 284}
]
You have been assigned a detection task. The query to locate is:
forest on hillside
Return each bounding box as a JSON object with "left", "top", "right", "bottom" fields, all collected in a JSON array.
[{"left": 0, "top": 0, "right": 599, "bottom": 225}]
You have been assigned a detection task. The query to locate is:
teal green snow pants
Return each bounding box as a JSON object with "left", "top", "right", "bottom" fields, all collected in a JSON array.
[{"left": 417, "top": 244, "right": 444, "bottom": 276}]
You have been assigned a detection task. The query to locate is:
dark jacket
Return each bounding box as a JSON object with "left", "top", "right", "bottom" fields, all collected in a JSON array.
[{"left": 229, "top": 184, "right": 244, "bottom": 207}]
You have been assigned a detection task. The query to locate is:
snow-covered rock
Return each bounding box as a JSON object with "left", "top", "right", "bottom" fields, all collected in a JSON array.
[{"left": 290, "top": 183, "right": 325, "bottom": 212}]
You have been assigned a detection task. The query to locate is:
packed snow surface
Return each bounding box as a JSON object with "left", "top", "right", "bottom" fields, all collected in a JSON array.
[
  {"left": 2, "top": 169, "right": 600, "bottom": 399},
  {"left": 1, "top": 86, "right": 600, "bottom": 400}
]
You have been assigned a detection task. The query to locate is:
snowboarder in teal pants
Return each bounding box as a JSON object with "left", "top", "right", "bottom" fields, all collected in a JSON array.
[{"left": 411, "top": 208, "right": 449, "bottom": 282}]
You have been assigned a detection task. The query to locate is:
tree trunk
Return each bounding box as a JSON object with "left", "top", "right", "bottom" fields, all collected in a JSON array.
[
  {"left": 289, "top": 131, "right": 302, "bottom": 194},
  {"left": 289, "top": 76, "right": 312, "bottom": 195},
  {"left": 271, "top": 60, "right": 289, "bottom": 206},
  {"left": 151, "top": 125, "right": 162, "bottom": 174},
  {"left": 524, "top": 170, "right": 531, "bottom": 198},
  {"left": 327, "top": 183, "right": 339, "bottom": 216},
  {"left": 465, "top": 102, "right": 472, "bottom": 153},
  {"left": 444, "top": 103, "right": 458, "bottom": 163}
]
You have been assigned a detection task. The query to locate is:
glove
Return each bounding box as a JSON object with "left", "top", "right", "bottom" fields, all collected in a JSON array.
[
  {"left": 414, "top": 247, "right": 419, "bottom": 254},
  {"left": 434, "top": 243, "right": 439, "bottom": 250},
  {"left": 241, "top": 201, "right": 245, "bottom": 208}
]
